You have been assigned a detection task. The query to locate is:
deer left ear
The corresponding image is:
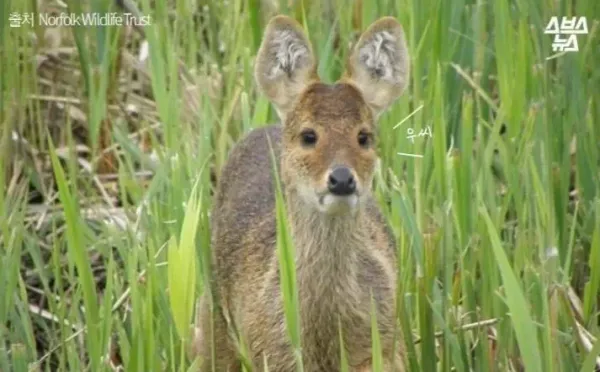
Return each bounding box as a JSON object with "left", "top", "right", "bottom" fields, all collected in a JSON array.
[
  {"left": 342, "top": 17, "right": 410, "bottom": 117},
  {"left": 254, "top": 15, "right": 318, "bottom": 120}
]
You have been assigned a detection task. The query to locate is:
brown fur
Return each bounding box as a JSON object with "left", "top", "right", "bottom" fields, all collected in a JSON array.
[{"left": 191, "top": 15, "right": 410, "bottom": 372}]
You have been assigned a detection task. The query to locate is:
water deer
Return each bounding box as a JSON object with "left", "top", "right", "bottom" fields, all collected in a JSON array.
[{"left": 192, "top": 14, "right": 410, "bottom": 372}]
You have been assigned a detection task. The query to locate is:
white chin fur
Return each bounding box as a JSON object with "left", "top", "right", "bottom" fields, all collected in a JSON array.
[
  {"left": 320, "top": 194, "right": 359, "bottom": 214},
  {"left": 296, "top": 184, "right": 360, "bottom": 215}
]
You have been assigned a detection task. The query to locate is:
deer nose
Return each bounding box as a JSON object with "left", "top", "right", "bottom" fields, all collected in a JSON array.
[{"left": 327, "top": 166, "right": 356, "bottom": 196}]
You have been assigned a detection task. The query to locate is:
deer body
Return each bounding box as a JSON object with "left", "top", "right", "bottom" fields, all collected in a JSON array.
[{"left": 192, "top": 15, "right": 410, "bottom": 372}]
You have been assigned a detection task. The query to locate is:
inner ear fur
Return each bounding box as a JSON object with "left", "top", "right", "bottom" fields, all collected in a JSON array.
[
  {"left": 341, "top": 17, "right": 410, "bottom": 117},
  {"left": 254, "top": 15, "right": 319, "bottom": 119}
]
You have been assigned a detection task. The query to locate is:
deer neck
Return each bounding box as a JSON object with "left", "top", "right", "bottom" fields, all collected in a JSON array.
[{"left": 283, "top": 189, "right": 367, "bottom": 279}]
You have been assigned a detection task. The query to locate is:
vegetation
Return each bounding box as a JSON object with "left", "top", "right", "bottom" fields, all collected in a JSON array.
[{"left": 1, "top": 0, "right": 598, "bottom": 371}]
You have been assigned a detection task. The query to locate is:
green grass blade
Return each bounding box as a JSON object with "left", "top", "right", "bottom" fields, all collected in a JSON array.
[{"left": 480, "top": 204, "right": 542, "bottom": 372}]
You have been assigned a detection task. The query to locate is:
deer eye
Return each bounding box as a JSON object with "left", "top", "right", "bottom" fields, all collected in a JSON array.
[
  {"left": 358, "top": 131, "right": 372, "bottom": 148},
  {"left": 300, "top": 129, "right": 318, "bottom": 147}
]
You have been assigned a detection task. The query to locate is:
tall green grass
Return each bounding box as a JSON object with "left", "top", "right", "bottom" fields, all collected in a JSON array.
[{"left": 1, "top": 0, "right": 599, "bottom": 371}]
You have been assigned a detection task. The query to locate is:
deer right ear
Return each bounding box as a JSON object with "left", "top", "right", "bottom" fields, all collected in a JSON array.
[
  {"left": 342, "top": 17, "right": 410, "bottom": 117},
  {"left": 254, "top": 16, "right": 318, "bottom": 120}
]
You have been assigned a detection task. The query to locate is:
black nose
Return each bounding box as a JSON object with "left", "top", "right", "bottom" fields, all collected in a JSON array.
[{"left": 327, "top": 166, "right": 356, "bottom": 196}]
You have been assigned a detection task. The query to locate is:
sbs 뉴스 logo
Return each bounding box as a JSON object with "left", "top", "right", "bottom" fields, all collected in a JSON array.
[{"left": 544, "top": 16, "right": 588, "bottom": 52}]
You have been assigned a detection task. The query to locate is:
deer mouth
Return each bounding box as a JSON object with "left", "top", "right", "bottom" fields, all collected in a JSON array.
[{"left": 318, "top": 192, "right": 359, "bottom": 215}]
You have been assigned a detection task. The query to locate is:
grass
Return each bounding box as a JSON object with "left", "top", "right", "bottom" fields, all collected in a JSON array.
[{"left": 1, "top": 0, "right": 599, "bottom": 371}]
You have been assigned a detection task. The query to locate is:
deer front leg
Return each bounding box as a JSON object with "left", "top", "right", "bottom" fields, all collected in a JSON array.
[
  {"left": 189, "top": 293, "right": 241, "bottom": 372},
  {"left": 354, "top": 355, "right": 406, "bottom": 372}
]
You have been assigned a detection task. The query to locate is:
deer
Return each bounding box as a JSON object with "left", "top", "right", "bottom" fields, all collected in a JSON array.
[{"left": 191, "top": 14, "right": 410, "bottom": 372}]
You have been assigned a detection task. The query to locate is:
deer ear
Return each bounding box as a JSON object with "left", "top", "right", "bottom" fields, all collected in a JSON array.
[
  {"left": 254, "top": 16, "right": 318, "bottom": 120},
  {"left": 342, "top": 17, "right": 410, "bottom": 117}
]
